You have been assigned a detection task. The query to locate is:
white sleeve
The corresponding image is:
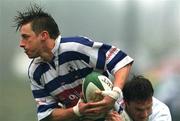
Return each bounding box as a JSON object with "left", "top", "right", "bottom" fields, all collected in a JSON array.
[
  {"left": 76, "top": 37, "right": 134, "bottom": 74},
  {"left": 149, "top": 98, "right": 172, "bottom": 121}
]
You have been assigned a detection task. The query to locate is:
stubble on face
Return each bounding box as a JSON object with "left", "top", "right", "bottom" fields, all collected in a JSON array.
[{"left": 20, "top": 23, "right": 42, "bottom": 59}]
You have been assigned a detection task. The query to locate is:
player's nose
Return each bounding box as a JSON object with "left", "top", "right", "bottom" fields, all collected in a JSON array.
[
  {"left": 19, "top": 40, "right": 26, "bottom": 48},
  {"left": 141, "top": 110, "right": 149, "bottom": 119}
]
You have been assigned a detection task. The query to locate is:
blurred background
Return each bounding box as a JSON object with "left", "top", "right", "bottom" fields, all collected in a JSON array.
[{"left": 0, "top": 0, "right": 180, "bottom": 120}]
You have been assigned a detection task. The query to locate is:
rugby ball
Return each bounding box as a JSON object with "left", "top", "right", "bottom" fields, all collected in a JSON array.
[{"left": 82, "top": 71, "right": 113, "bottom": 103}]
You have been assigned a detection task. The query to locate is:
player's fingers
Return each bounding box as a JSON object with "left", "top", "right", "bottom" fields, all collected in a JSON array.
[
  {"left": 95, "top": 90, "right": 112, "bottom": 97},
  {"left": 88, "top": 99, "right": 106, "bottom": 107},
  {"left": 87, "top": 96, "right": 114, "bottom": 110},
  {"left": 106, "top": 111, "right": 122, "bottom": 121},
  {"left": 101, "top": 90, "right": 113, "bottom": 96}
]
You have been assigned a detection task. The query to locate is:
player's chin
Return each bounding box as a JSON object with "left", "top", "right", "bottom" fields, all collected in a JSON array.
[
  {"left": 27, "top": 55, "right": 36, "bottom": 59},
  {"left": 136, "top": 118, "right": 148, "bottom": 121},
  {"left": 26, "top": 53, "right": 38, "bottom": 59},
  {"left": 26, "top": 54, "right": 31, "bottom": 58}
]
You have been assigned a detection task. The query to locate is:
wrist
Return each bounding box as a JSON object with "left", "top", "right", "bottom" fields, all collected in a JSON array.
[
  {"left": 112, "top": 87, "right": 123, "bottom": 100},
  {"left": 73, "top": 105, "right": 81, "bottom": 117},
  {"left": 113, "top": 87, "right": 122, "bottom": 94}
]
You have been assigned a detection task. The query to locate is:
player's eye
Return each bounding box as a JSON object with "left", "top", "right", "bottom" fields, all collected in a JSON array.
[{"left": 21, "top": 34, "right": 29, "bottom": 40}]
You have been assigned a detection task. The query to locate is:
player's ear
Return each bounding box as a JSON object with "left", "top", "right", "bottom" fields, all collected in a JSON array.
[
  {"left": 40, "top": 31, "right": 49, "bottom": 41},
  {"left": 124, "top": 100, "right": 129, "bottom": 106}
]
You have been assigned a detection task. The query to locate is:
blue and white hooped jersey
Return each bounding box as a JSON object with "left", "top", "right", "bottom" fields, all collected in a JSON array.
[{"left": 28, "top": 35, "right": 133, "bottom": 121}]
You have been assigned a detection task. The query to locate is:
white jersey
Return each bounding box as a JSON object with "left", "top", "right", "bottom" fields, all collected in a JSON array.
[
  {"left": 120, "top": 97, "right": 172, "bottom": 121},
  {"left": 28, "top": 35, "right": 133, "bottom": 121}
]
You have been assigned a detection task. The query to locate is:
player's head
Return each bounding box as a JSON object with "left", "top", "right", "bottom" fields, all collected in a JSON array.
[
  {"left": 123, "top": 75, "right": 154, "bottom": 102},
  {"left": 14, "top": 4, "right": 60, "bottom": 39},
  {"left": 14, "top": 4, "right": 60, "bottom": 59},
  {"left": 122, "top": 75, "right": 154, "bottom": 121}
]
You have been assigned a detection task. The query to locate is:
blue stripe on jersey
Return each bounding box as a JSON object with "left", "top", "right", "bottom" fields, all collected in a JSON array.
[
  {"left": 38, "top": 103, "right": 58, "bottom": 113},
  {"left": 59, "top": 51, "right": 90, "bottom": 65},
  {"left": 32, "top": 89, "right": 50, "bottom": 98},
  {"left": 102, "top": 71, "right": 109, "bottom": 78},
  {"left": 61, "top": 36, "right": 94, "bottom": 47},
  {"left": 107, "top": 50, "right": 127, "bottom": 72},
  {"left": 33, "top": 63, "right": 50, "bottom": 85},
  {"left": 96, "top": 44, "right": 111, "bottom": 70},
  {"left": 45, "top": 67, "right": 93, "bottom": 93}
]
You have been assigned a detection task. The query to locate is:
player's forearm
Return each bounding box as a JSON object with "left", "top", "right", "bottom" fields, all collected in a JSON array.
[
  {"left": 113, "top": 63, "right": 132, "bottom": 89},
  {"left": 49, "top": 108, "right": 79, "bottom": 121}
]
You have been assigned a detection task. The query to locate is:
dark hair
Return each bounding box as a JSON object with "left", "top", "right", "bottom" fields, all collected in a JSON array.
[
  {"left": 14, "top": 4, "right": 60, "bottom": 39},
  {"left": 123, "top": 75, "right": 154, "bottom": 102}
]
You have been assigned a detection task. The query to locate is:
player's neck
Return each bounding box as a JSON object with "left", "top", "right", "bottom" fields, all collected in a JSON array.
[
  {"left": 40, "top": 39, "right": 55, "bottom": 62},
  {"left": 41, "top": 52, "right": 54, "bottom": 62}
]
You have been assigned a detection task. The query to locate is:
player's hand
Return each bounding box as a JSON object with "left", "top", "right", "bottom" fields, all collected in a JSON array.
[
  {"left": 105, "top": 111, "right": 124, "bottom": 121},
  {"left": 73, "top": 97, "right": 103, "bottom": 118},
  {"left": 75, "top": 87, "right": 123, "bottom": 119},
  {"left": 72, "top": 95, "right": 114, "bottom": 121},
  {"left": 81, "top": 94, "right": 116, "bottom": 116},
  {"left": 73, "top": 98, "right": 84, "bottom": 117},
  {"left": 79, "top": 87, "right": 123, "bottom": 116}
]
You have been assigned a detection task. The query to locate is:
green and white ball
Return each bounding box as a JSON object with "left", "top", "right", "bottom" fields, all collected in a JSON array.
[{"left": 82, "top": 71, "right": 113, "bottom": 103}]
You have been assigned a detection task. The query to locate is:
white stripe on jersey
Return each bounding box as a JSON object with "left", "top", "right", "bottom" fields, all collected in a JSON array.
[
  {"left": 92, "top": 41, "right": 103, "bottom": 47},
  {"left": 112, "top": 56, "right": 134, "bottom": 74},
  {"left": 43, "top": 68, "right": 58, "bottom": 84},
  {"left": 60, "top": 42, "right": 95, "bottom": 54},
  {"left": 60, "top": 42, "right": 99, "bottom": 66},
  {"left": 106, "top": 46, "right": 120, "bottom": 64},
  {"left": 38, "top": 109, "right": 53, "bottom": 121},
  {"left": 35, "top": 96, "right": 56, "bottom": 106}
]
